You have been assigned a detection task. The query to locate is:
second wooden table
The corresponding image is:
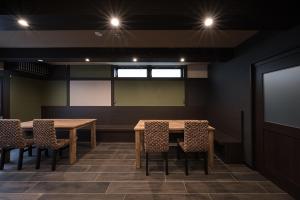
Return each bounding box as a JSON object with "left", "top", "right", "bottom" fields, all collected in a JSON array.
[{"left": 134, "top": 120, "right": 215, "bottom": 169}]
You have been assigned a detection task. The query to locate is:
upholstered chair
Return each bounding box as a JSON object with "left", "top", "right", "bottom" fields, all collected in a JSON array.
[
  {"left": 144, "top": 121, "right": 169, "bottom": 176},
  {"left": 0, "top": 119, "right": 34, "bottom": 170},
  {"left": 177, "top": 120, "right": 209, "bottom": 175},
  {"left": 33, "top": 119, "right": 69, "bottom": 171}
]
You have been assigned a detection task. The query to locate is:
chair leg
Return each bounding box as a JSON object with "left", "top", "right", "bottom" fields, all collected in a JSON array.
[
  {"left": 176, "top": 143, "right": 180, "bottom": 160},
  {"left": 59, "top": 149, "right": 63, "bottom": 157},
  {"left": 194, "top": 152, "right": 199, "bottom": 160},
  {"left": 52, "top": 150, "right": 57, "bottom": 171},
  {"left": 28, "top": 146, "right": 33, "bottom": 157},
  {"left": 164, "top": 152, "right": 168, "bottom": 175},
  {"left": 36, "top": 148, "right": 42, "bottom": 169},
  {"left": 145, "top": 152, "right": 149, "bottom": 176},
  {"left": 45, "top": 149, "right": 49, "bottom": 157},
  {"left": 18, "top": 148, "right": 24, "bottom": 170},
  {"left": 184, "top": 152, "right": 189, "bottom": 176},
  {"left": 0, "top": 149, "right": 6, "bottom": 170},
  {"left": 204, "top": 151, "right": 208, "bottom": 175}
]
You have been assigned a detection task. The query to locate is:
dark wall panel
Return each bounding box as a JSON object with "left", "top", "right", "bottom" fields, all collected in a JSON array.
[
  {"left": 42, "top": 106, "right": 207, "bottom": 126},
  {"left": 208, "top": 26, "right": 300, "bottom": 166}
]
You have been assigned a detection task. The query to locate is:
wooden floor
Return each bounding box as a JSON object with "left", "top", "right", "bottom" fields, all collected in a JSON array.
[{"left": 0, "top": 142, "right": 294, "bottom": 200}]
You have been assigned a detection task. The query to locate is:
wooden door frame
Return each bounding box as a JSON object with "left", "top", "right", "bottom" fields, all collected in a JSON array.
[{"left": 252, "top": 48, "right": 300, "bottom": 198}]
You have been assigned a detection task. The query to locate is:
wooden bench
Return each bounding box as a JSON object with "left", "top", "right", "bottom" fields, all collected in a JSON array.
[{"left": 214, "top": 130, "right": 243, "bottom": 163}]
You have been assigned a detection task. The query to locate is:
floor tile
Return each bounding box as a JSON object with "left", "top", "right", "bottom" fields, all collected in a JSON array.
[
  {"left": 125, "top": 194, "right": 211, "bottom": 200},
  {"left": 185, "top": 181, "right": 266, "bottom": 193},
  {"left": 96, "top": 172, "right": 164, "bottom": 181},
  {"left": 0, "top": 193, "right": 42, "bottom": 200},
  {"left": 29, "top": 172, "right": 97, "bottom": 181},
  {"left": 232, "top": 172, "right": 267, "bottom": 181},
  {"left": 166, "top": 172, "right": 235, "bottom": 181},
  {"left": 258, "top": 181, "right": 286, "bottom": 193},
  {"left": 0, "top": 172, "right": 34, "bottom": 181},
  {"left": 106, "top": 182, "right": 186, "bottom": 194},
  {"left": 26, "top": 182, "right": 109, "bottom": 193},
  {"left": 0, "top": 182, "right": 37, "bottom": 193},
  {"left": 38, "top": 194, "right": 124, "bottom": 200},
  {"left": 210, "top": 193, "right": 294, "bottom": 200}
]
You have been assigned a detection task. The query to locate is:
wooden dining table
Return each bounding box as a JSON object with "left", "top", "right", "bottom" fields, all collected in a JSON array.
[
  {"left": 21, "top": 119, "right": 97, "bottom": 164},
  {"left": 134, "top": 120, "right": 215, "bottom": 169}
]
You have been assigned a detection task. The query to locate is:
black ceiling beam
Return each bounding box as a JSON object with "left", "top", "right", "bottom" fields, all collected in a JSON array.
[{"left": 0, "top": 48, "right": 234, "bottom": 62}]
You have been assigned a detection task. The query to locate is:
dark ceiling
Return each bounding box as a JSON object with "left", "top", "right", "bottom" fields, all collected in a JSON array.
[{"left": 0, "top": 0, "right": 299, "bottom": 30}]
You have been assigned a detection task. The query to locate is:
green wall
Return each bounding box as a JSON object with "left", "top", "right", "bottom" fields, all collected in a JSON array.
[
  {"left": 10, "top": 76, "right": 44, "bottom": 121},
  {"left": 114, "top": 80, "right": 185, "bottom": 106},
  {"left": 70, "top": 65, "right": 111, "bottom": 78},
  {"left": 42, "top": 80, "right": 67, "bottom": 106},
  {"left": 10, "top": 76, "right": 67, "bottom": 121}
]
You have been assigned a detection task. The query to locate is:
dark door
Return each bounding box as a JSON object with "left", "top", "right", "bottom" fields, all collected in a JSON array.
[
  {"left": 254, "top": 49, "right": 300, "bottom": 199},
  {"left": 0, "top": 78, "right": 3, "bottom": 118}
]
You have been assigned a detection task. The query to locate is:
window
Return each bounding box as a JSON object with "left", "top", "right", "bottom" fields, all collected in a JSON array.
[
  {"left": 151, "top": 68, "right": 182, "bottom": 78},
  {"left": 115, "top": 68, "right": 147, "bottom": 78},
  {"left": 114, "top": 66, "right": 184, "bottom": 78}
]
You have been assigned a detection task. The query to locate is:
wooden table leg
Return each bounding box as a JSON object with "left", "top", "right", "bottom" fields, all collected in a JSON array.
[
  {"left": 69, "top": 128, "right": 77, "bottom": 164},
  {"left": 208, "top": 130, "right": 214, "bottom": 168},
  {"left": 90, "top": 121, "right": 96, "bottom": 149},
  {"left": 135, "top": 130, "right": 141, "bottom": 168}
]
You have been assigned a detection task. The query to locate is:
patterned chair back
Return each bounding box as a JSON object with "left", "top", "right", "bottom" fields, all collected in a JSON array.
[
  {"left": 33, "top": 119, "right": 58, "bottom": 149},
  {"left": 0, "top": 119, "right": 26, "bottom": 149},
  {"left": 144, "top": 121, "right": 169, "bottom": 153},
  {"left": 184, "top": 120, "right": 209, "bottom": 152}
]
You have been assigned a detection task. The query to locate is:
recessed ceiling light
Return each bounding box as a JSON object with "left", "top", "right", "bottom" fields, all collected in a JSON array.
[
  {"left": 132, "top": 57, "right": 138, "bottom": 62},
  {"left": 18, "top": 19, "right": 29, "bottom": 27},
  {"left": 110, "top": 17, "right": 120, "bottom": 27},
  {"left": 204, "top": 17, "right": 214, "bottom": 27},
  {"left": 85, "top": 58, "right": 90, "bottom": 62},
  {"left": 37, "top": 59, "right": 44, "bottom": 62},
  {"left": 180, "top": 57, "right": 185, "bottom": 62}
]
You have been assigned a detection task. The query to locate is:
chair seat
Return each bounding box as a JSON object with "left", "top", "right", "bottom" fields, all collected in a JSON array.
[{"left": 55, "top": 139, "right": 70, "bottom": 150}]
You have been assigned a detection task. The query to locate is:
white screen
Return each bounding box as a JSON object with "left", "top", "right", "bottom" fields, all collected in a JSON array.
[{"left": 70, "top": 80, "right": 111, "bottom": 106}]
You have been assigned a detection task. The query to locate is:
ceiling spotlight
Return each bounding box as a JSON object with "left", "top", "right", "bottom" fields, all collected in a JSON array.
[
  {"left": 132, "top": 57, "right": 138, "bottom": 62},
  {"left": 204, "top": 17, "right": 214, "bottom": 27},
  {"left": 37, "top": 59, "right": 44, "bottom": 62},
  {"left": 85, "top": 58, "right": 90, "bottom": 62},
  {"left": 180, "top": 57, "right": 185, "bottom": 62},
  {"left": 18, "top": 19, "right": 29, "bottom": 27},
  {"left": 110, "top": 17, "right": 120, "bottom": 27}
]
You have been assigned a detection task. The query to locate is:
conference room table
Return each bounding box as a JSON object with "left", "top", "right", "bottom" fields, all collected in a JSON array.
[
  {"left": 21, "top": 119, "right": 97, "bottom": 164},
  {"left": 134, "top": 120, "right": 215, "bottom": 169}
]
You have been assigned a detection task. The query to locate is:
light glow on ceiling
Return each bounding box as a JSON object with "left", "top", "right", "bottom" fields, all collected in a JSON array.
[{"left": 18, "top": 19, "right": 29, "bottom": 27}]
